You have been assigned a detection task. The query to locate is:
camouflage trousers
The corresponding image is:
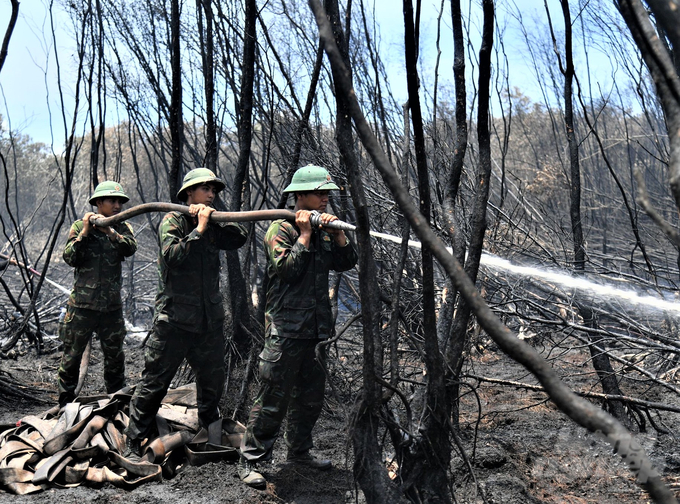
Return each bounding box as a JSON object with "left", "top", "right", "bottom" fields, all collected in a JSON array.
[
  {"left": 57, "top": 306, "right": 126, "bottom": 406},
  {"left": 125, "top": 321, "right": 225, "bottom": 441},
  {"left": 240, "top": 336, "right": 326, "bottom": 462}
]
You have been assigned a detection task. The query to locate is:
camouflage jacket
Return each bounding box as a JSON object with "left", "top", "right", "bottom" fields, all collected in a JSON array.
[
  {"left": 63, "top": 220, "right": 137, "bottom": 312},
  {"left": 154, "top": 211, "right": 248, "bottom": 333},
  {"left": 264, "top": 219, "right": 357, "bottom": 339}
]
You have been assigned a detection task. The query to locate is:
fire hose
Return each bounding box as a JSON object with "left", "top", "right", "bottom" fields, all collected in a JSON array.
[
  {"left": 1, "top": 203, "right": 359, "bottom": 306},
  {"left": 89, "top": 203, "right": 358, "bottom": 231}
]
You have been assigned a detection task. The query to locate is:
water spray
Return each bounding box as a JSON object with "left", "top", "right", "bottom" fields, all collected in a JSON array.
[
  {"left": 0, "top": 252, "right": 71, "bottom": 295},
  {"left": 315, "top": 215, "right": 680, "bottom": 316},
  {"left": 5, "top": 203, "right": 677, "bottom": 314},
  {"left": 369, "top": 231, "right": 680, "bottom": 315},
  {"left": 480, "top": 254, "right": 680, "bottom": 315}
]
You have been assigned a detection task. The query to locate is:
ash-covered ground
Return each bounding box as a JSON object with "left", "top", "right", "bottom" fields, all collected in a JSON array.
[{"left": 0, "top": 330, "right": 678, "bottom": 503}]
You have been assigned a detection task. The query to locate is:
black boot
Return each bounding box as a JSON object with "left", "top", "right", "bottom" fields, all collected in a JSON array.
[
  {"left": 287, "top": 451, "right": 332, "bottom": 470},
  {"left": 58, "top": 391, "right": 75, "bottom": 407},
  {"left": 123, "top": 436, "right": 143, "bottom": 460}
]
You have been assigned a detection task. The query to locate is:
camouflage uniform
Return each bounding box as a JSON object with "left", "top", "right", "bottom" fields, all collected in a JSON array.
[
  {"left": 241, "top": 219, "right": 357, "bottom": 462},
  {"left": 125, "top": 211, "right": 248, "bottom": 441},
  {"left": 58, "top": 219, "right": 137, "bottom": 405}
]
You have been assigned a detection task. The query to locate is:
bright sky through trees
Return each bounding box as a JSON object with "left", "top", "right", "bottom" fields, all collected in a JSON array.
[{"left": 0, "top": 0, "right": 618, "bottom": 147}]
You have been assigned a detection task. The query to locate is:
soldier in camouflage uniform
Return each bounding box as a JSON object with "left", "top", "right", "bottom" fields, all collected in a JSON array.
[
  {"left": 124, "top": 168, "right": 248, "bottom": 457},
  {"left": 58, "top": 181, "right": 137, "bottom": 406},
  {"left": 239, "top": 165, "right": 358, "bottom": 488}
]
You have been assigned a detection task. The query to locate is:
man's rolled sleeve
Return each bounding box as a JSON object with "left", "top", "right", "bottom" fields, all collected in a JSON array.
[
  {"left": 111, "top": 222, "right": 138, "bottom": 257},
  {"left": 266, "top": 222, "right": 311, "bottom": 283},
  {"left": 63, "top": 221, "right": 87, "bottom": 267},
  {"left": 159, "top": 213, "right": 195, "bottom": 267}
]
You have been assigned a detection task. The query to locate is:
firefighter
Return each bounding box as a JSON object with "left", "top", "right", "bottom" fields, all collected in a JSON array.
[
  {"left": 124, "top": 168, "right": 248, "bottom": 457},
  {"left": 58, "top": 181, "right": 137, "bottom": 406},
  {"left": 239, "top": 165, "right": 358, "bottom": 488}
]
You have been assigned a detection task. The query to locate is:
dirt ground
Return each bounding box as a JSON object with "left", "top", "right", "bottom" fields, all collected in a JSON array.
[{"left": 1, "top": 332, "right": 679, "bottom": 503}]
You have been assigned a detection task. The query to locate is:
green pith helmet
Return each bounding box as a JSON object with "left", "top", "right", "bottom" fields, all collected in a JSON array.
[
  {"left": 282, "top": 164, "right": 340, "bottom": 193},
  {"left": 177, "top": 167, "right": 226, "bottom": 202},
  {"left": 88, "top": 181, "right": 130, "bottom": 205}
]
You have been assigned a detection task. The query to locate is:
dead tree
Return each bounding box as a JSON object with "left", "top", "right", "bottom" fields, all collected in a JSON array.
[
  {"left": 321, "top": 1, "right": 406, "bottom": 502},
  {"left": 439, "top": 0, "right": 468, "bottom": 398},
  {"left": 616, "top": 0, "right": 680, "bottom": 238},
  {"left": 399, "top": 1, "right": 451, "bottom": 501},
  {"left": 445, "top": 0, "right": 494, "bottom": 437},
  {"left": 169, "top": 0, "right": 183, "bottom": 202},
  {"left": 548, "top": 0, "right": 634, "bottom": 428},
  {"left": 308, "top": 1, "right": 676, "bottom": 501},
  {"left": 0, "top": 0, "right": 19, "bottom": 75},
  {"left": 197, "top": 0, "right": 218, "bottom": 172},
  {"left": 225, "top": 0, "right": 258, "bottom": 414},
  {"left": 0, "top": 0, "right": 19, "bottom": 74}
]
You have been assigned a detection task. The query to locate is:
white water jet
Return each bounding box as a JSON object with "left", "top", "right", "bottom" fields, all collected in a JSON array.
[
  {"left": 481, "top": 253, "right": 680, "bottom": 315},
  {"left": 369, "top": 230, "right": 423, "bottom": 249},
  {"left": 368, "top": 230, "right": 680, "bottom": 315}
]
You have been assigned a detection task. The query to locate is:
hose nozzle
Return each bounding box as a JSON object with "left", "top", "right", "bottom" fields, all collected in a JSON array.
[{"left": 309, "top": 210, "right": 356, "bottom": 232}]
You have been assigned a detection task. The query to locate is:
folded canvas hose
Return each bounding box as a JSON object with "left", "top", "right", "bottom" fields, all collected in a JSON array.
[{"left": 0, "top": 383, "right": 244, "bottom": 495}]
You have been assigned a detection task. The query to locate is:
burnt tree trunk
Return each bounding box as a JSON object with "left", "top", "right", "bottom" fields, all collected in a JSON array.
[
  {"left": 197, "top": 0, "right": 217, "bottom": 171},
  {"left": 553, "top": 0, "right": 633, "bottom": 428},
  {"left": 233, "top": 0, "right": 256, "bottom": 207},
  {"left": 398, "top": 1, "right": 451, "bottom": 502},
  {"left": 87, "top": 0, "right": 107, "bottom": 187},
  {"left": 0, "top": 0, "right": 19, "bottom": 75},
  {"left": 621, "top": 0, "right": 680, "bottom": 213},
  {"left": 386, "top": 103, "right": 412, "bottom": 397},
  {"left": 441, "top": 0, "right": 470, "bottom": 426},
  {"left": 169, "top": 0, "right": 183, "bottom": 202},
  {"left": 445, "top": 0, "right": 494, "bottom": 433},
  {"left": 226, "top": 0, "right": 257, "bottom": 354},
  {"left": 322, "top": 1, "right": 407, "bottom": 502}
]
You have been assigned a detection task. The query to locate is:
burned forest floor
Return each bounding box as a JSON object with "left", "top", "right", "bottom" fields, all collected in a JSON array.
[{"left": 1, "top": 329, "right": 680, "bottom": 504}]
